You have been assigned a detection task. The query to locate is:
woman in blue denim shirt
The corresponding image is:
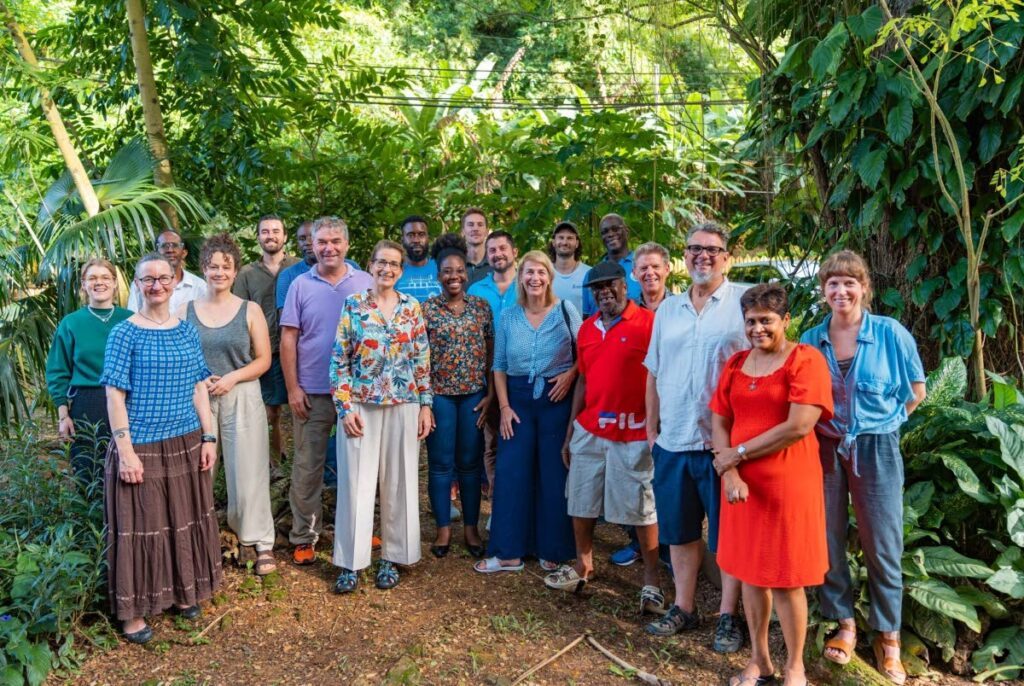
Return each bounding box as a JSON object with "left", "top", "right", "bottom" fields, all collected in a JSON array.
[
  {"left": 800, "top": 251, "right": 926, "bottom": 685},
  {"left": 474, "top": 251, "right": 580, "bottom": 575}
]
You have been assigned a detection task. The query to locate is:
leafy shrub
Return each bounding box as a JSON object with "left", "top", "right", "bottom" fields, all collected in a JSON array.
[
  {"left": 838, "top": 358, "right": 1024, "bottom": 681},
  {"left": 0, "top": 425, "right": 114, "bottom": 685}
]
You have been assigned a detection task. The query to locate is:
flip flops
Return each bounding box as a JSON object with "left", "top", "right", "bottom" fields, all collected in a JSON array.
[{"left": 473, "top": 556, "right": 524, "bottom": 573}]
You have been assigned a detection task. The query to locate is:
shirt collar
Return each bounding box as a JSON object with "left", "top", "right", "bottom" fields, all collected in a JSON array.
[
  {"left": 815, "top": 311, "right": 876, "bottom": 347},
  {"left": 307, "top": 264, "right": 357, "bottom": 285},
  {"left": 681, "top": 277, "right": 731, "bottom": 309},
  {"left": 602, "top": 251, "right": 635, "bottom": 266}
]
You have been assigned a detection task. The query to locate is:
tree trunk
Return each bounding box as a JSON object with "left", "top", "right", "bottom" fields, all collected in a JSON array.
[
  {"left": 125, "top": 0, "right": 178, "bottom": 228},
  {"left": 1, "top": 0, "right": 100, "bottom": 217}
]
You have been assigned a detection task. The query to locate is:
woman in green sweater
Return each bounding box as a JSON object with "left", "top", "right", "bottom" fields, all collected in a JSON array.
[{"left": 46, "top": 258, "right": 132, "bottom": 484}]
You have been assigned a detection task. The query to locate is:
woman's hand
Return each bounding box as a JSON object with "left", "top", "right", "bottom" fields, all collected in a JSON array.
[
  {"left": 343, "top": 411, "right": 365, "bottom": 438},
  {"left": 207, "top": 372, "right": 238, "bottom": 397},
  {"left": 58, "top": 416, "right": 75, "bottom": 441},
  {"left": 499, "top": 405, "right": 520, "bottom": 440},
  {"left": 119, "top": 449, "right": 145, "bottom": 484},
  {"left": 547, "top": 369, "right": 576, "bottom": 403},
  {"left": 713, "top": 447, "right": 741, "bottom": 475},
  {"left": 200, "top": 442, "right": 217, "bottom": 471},
  {"left": 473, "top": 393, "right": 493, "bottom": 430},
  {"left": 417, "top": 406, "right": 435, "bottom": 440},
  {"left": 722, "top": 469, "right": 749, "bottom": 504}
]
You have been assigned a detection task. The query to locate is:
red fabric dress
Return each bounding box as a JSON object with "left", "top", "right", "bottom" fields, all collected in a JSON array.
[{"left": 709, "top": 343, "right": 834, "bottom": 588}]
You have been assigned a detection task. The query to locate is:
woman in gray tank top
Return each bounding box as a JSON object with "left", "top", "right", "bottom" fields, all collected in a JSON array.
[{"left": 176, "top": 234, "right": 277, "bottom": 576}]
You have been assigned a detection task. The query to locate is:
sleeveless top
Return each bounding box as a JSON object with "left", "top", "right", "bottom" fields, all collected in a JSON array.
[{"left": 187, "top": 301, "right": 252, "bottom": 377}]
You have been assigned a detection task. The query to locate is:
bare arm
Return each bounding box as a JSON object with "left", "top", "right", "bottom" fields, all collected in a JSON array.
[
  {"left": 645, "top": 372, "right": 660, "bottom": 449},
  {"left": 907, "top": 381, "right": 926, "bottom": 415},
  {"left": 280, "top": 325, "right": 309, "bottom": 421},
  {"left": 106, "top": 386, "right": 143, "bottom": 483},
  {"left": 207, "top": 302, "right": 272, "bottom": 395},
  {"left": 495, "top": 370, "right": 520, "bottom": 439},
  {"left": 560, "top": 374, "right": 587, "bottom": 468},
  {"left": 193, "top": 380, "right": 217, "bottom": 471},
  {"left": 713, "top": 402, "right": 824, "bottom": 475}
]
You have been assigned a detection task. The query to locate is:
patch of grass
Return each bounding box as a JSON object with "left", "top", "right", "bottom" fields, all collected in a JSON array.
[{"left": 489, "top": 611, "right": 545, "bottom": 639}]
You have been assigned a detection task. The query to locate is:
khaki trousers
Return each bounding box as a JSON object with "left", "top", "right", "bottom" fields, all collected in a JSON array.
[
  {"left": 289, "top": 393, "right": 337, "bottom": 545},
  {"left": 333, "top": 403, "right": 421, "bottom": 571},
  {"left": 210, "top": 380, "right": 275, "bottom": 551}
]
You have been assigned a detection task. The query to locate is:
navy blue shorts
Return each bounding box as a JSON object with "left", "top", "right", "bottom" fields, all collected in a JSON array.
[
  {"left": 259, "top": 354, "right": 288, "bottom": 406},
  {"left": 652, "top": 445, "right": 721, "bottom": 552}
]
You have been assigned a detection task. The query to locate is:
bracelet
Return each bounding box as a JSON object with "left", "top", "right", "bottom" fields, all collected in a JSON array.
[{"left": 201, "top": 433, "right": 217, "bottom": 444}]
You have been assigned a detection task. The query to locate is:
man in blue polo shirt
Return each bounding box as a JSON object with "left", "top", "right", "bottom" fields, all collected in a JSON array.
[
  {"left": 581, "top": 213, "right": 642, "bottom": 316},
  {"left": 467, "top": 230, "right": 519, "bottom": 497}
]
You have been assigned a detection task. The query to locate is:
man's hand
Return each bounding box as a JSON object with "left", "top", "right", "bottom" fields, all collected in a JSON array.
[
  {"left": 342, "top": 411, "right": 365, "bottom": 438},
  {"left": 289, "top": 387, "right": 311, "bottom": 421}
]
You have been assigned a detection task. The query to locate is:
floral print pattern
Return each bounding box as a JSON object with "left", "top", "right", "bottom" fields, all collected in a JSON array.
[
  {"left": 330, "top": 290, "right": 432, "bottom": 416},
  {"left": 422, "top": 294, "right": 493, "bottom": 396}
]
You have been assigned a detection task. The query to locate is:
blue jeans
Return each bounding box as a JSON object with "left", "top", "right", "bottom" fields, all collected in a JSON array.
[
  {"left": 488, "top": 376, "right": 575, "bottom": 562},
  {"left": 425, "top": 391, "right": 484, "bottom": 528},
  {"left": 818, "top": 432, "right": 904, "bottom": 632}
]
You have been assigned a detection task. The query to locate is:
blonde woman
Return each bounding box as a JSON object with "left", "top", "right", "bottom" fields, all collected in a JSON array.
[
  {"left": 46, "top": 258, "right": 132, "bottom": 484},
  {"left": 474, "top": 251, "right": 580, "bottom": 574}
]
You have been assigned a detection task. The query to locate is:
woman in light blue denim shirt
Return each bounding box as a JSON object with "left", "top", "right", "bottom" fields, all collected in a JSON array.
[
  {"left": 800, "top": 251, "right": 926, "bottom": 686},
  {"left": 474, "top": 251, "right": 581, "bottom": 575}
]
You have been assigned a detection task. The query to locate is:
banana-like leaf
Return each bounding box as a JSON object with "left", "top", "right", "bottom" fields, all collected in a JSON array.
[
  {"left": 920, "top": 356, "right": 968, "bottom": 408},
  {"left": 906, "top": 578, "right": 982, "bottom": 631}
]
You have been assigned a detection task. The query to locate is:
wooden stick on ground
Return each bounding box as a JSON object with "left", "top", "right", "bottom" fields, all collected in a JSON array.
[
  {"left": 190, "top": 608, "right": 238, "bottom": 644},
  {"left": 511, "top": 633, "right": 587, "bottom": 685},
  {"left": 585, "top": 634, "right": 673, "bottom": 686}
]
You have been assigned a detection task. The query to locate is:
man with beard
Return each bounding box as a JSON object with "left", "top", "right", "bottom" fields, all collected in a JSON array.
[
  {"left": 467, "top": 230, "right": 519, "bottom": 501},
  {"left": 395, "top": 215, "right": 442, "bottom": 302},
  {"left": 233, "top": 215, "right": 299, "bottom": 464},
  {"left": 543, "top": 262, "right": 664, "bottom": 616},
  {"left": 547, "top": 221, "right": 591, "bottom": 313},
  {"left": 643, "top": 221, "right": 747, "bottom": 655},
  {"left": 461, "top": 208, "right": 492, "bottom": 285},
  {"left": 580, "top": 214, "right": 642, "bottom": 317},
  {"left": 280, "top": 217, "right": 373, "bottom": 565},
  {"left": 127, "top": 229, "right": 206, "bottom": 311}
]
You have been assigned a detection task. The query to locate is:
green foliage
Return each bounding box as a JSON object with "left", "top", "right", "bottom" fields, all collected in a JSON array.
[{"left": 0, "top": 425, "right": 114, "bottom": 684}]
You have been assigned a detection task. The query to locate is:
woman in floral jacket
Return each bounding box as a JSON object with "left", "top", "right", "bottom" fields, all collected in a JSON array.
[{"left": 329, "top": 239, "right": 433, "bottom": 593}]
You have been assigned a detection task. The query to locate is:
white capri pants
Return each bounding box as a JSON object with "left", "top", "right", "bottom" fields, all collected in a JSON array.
[
  {"left": 333, "top": 402, "right": 422, "bottom": 571},
  {"left": 209, "top": 379, "right": 275, "bottom": 551}
]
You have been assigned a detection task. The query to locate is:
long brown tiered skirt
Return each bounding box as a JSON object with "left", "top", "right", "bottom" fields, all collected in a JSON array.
[{"left": 104, "top": 429, "right": 222, "bottom": 620}]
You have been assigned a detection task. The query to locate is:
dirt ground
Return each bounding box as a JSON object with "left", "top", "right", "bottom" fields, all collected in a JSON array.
[{"left": 57, "top": 449, "right": 980, "bottom": 686}]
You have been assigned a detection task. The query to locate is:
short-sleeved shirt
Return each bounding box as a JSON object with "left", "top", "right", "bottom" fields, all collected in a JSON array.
[
  {"left": 552, "top": 262, "right": 592, "bottom": 314},
  {"left": 582, "top": 252, "right": 642, "bottom": 316},
  {"left": 493, "top": 300, "right": 582, "bottom": 399},
  {"left": 233, "top": 255, "right": 299, "bottom": 352},
  {"left": 422, "top": 294, "right": 494, "bottom": 396},
  {"left": 801, "top": 312, "right": 926, "bottom": 462},
  {"left": 100, "top": 320, "right": 212, "bottom": 444},
  {"left": 467, "top": 258, "right": 492, "bottom": 285},
  {"left": 644, "top": 280, "right": 749, "bottom": 452},
  {"left": 395, "top": 261, "right": 442, "bottom": 303},
  {"left": 275, "top": 258, "right": 361, "bottom": 310},
  {"left": 329, "top": 291, "right": 432, "bottom": 416},
  {"left": 279, "top": 265, "right": 374, "bottom": 394},
  {"left": 467, "top": 273, "right": 518, "bottom": 331},
  {"left": 127, "top": 269, "right": 207, "bottom": 313},
  {"left": 576, "top": 301, "right": 654, "bottom": 442}
]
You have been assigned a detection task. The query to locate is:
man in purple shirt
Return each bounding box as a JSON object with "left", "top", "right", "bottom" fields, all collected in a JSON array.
[{"left": 280, "top": 216, "right": 373, "bottom": 565}]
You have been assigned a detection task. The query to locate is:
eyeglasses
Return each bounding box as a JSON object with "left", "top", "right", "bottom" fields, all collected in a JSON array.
[
  {"left": 686, "top": 245, "right": 727, "bottom": 257},
  {"left": 157, "top": 241, "right": 184, "bottom": 250},
  {"left": 137, "top": 275, "right": 174, "bottom": 287},
  {"left": 372, "top": 259, "right": 402, "bottom": 270},
  {"left": 85, "top": 275, "right": 114, "bottom": 283}
]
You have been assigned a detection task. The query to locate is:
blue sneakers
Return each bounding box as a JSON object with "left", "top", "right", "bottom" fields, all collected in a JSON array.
[{"left": 610, "top": 542, "right": 642, "bottom": 566}]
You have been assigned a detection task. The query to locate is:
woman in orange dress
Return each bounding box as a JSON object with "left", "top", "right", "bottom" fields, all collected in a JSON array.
[{"left": 709, "top": 283, "right": 833, "bottom": 686}]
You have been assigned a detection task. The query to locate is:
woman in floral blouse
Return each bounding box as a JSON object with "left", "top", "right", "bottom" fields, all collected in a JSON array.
[
  {"left": 329, "top": 239, "right": 434, "bottom": 593},
  {"left": 422, "top": 234, "right": 493, "bottom": 559}
]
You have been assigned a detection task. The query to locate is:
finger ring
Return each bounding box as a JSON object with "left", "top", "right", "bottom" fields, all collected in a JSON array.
[{"left": 730, "top": 490, "right": 739, "bottom": 500}]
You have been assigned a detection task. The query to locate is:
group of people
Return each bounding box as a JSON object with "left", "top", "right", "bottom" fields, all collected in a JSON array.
[{"left": 46, "top": 209, "right": 925, "bottom": 686}]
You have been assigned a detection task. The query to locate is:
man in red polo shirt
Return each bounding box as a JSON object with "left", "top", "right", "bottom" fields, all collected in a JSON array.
[{"left": 543, "top": 262, "right": 664, "bottom": 614}]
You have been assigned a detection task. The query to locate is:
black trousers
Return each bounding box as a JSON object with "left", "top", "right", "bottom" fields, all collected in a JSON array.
[{"left": 67, "top": 386, "right": 110, "bottom": 487}]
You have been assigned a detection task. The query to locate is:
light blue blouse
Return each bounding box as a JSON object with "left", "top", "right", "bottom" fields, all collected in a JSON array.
[
  {"left": 800, "top": 312, "right": 925, "bottom": 474},
  {"left": 493, "top": 300, "right": 582, "bottom": 399}
]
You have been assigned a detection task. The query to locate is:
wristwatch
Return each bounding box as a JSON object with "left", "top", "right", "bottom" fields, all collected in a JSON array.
[
  {"left": 736, "top": 444, "right": 747, "bottom": 460},
  {"left": 201, "top": 433, "right": 217, "bottom": 444}
]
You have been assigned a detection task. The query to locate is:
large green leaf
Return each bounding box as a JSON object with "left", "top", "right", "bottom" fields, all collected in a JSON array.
[
  {"left": 809, "top": 23, "right": 850, "bottom": 80},
  {"left": 916, "top": 546, "right": 993, "bottom": 579},
  {"left": 984, "top": 416, "right": 1024, "bottom": 482},
  {"left": 906, "top": 601, "right": 956, "bottom": 663},
  {"left": 937, "top": 453, "right": 997, "bottom": 503},
  {"left": 920, "top": 357, "right": 968, "bottom": 407},
  {"left": 855, "top": 147, "right": 887, "bottom": 188},
  {"left": 886, "top": 98, "right": 913, "bottom": 145},
  {"left": 955, "top": 585, "right": 1010, "bottom": 619},
  {"left": 906, "top": 579, "right": 981, "bottom": 631},
  {"left": 972, "top": 626, "right": 1024, "bottom": 680},
  {"left": 986, "top": 567, "right": 1024, "bottom": 599}
]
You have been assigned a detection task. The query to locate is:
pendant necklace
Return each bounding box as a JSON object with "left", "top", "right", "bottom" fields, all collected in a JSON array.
[
  {"left": 137, "top": 310, "right": 172, "bottom": 327},
  {"left": 87, "top": 306, "right": 114, "bottom": 324},
  {"left": 748, "top": 348, "right": 782, "bottom": 390}
]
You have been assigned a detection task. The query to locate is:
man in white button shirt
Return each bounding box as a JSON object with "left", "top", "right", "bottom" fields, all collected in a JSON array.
[
  {"left": 643, "top": 221, "right": 749, "bottom": 655},
  {"left": 127, "top": 230, "right": 206, "bottom": 311}
]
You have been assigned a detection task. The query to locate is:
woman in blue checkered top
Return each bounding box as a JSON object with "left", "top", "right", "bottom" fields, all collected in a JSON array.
[{"left": 100, "top": 253, "right": 222, "bottom": 645}]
